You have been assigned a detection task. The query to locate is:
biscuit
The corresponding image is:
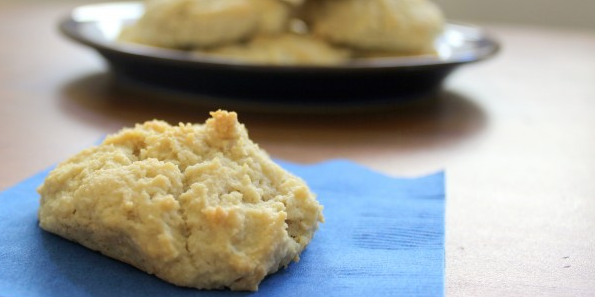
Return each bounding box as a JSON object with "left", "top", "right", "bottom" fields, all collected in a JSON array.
[
  {"left": 252, "top": 0, "right": 292, "bottom": 34},
  {"left": 302, "top": 0, "right": 444, "bottom": 54},
  {"left": 37, "top": 110, "right": 324, "bottom": 291},
  {"left": 201, "top": 33, "right": 350, "bottom": 65},
  {"left": 119, "top": 0, "right": 290, "bottom": 49}
]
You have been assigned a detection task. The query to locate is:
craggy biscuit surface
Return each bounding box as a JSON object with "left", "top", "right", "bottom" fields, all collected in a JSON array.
[{"left": 37, "top": 110, "right": 323, "bottom": 291}]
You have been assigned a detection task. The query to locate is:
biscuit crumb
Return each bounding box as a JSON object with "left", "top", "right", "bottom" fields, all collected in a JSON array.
[{"left": 206, "top": 110, "right": 239, "bottom": 140}]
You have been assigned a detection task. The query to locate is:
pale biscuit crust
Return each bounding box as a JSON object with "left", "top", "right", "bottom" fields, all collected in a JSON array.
[
  {"left": 303, "top": 0, "right": 444, "bottom": 54},
  {"left": 202, "top": 33, "right": 350, "bottom": 65},
  {"left": 119, "top": 0, "right": 290, "bottom": 49},
  {"left": 37, "top": 110, "right": 323, "bottom": 291}
]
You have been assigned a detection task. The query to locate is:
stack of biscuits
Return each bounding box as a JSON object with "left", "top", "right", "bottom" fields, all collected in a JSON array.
[{"left": 120, "top": 0, "right": 444, "bottom": 65}]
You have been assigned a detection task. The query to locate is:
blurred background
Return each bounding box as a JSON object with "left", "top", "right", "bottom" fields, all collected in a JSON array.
[
  {"left": 4, "top": 0, "right": 594, "bottom": 29},
  {"left": 435, "top": 0, "right": 595, "bottom": 29}
]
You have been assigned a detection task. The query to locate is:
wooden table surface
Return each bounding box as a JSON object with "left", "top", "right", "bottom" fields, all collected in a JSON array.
[{"left": 1, "top": 2, "right": 594, "bottom": 296}]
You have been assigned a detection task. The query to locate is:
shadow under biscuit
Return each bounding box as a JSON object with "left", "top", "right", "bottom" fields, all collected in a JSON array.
[{"left": 58, "top": 71, "right": 487, "bottom": 168}]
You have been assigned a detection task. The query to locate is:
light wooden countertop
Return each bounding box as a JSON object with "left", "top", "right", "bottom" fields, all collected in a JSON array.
[{"left": 1, "top": 2, "right": 594, "bottom": 296}]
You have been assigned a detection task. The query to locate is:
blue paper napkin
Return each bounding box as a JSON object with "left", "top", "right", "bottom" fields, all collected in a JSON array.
[{"left": 0, "top": 160, "right": 444, "bottom": 297}]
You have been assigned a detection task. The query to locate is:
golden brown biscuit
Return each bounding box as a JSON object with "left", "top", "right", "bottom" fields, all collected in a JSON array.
[
  {"left": 302, "top": 0, "right": 444, "bottom": 54},
  {"left": 38, "top": 110, "right": 323, "bottom": 291},
  {"left": 200, "top": 33, "right": 350, "bottom": 65},
  {"left": 119, "top": 0, "right": 291, "bottom": 49}
]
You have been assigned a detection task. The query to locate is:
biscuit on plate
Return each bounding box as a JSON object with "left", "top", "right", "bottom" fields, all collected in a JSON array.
[
  {"left": 37, "top": 110, "right": 324, "bottom": 291},
  {"left": 119, "top": 0, "right": 291, "bottom": 49},
  {"left": 302, "top": 0, "right": 444, "bottom": 54},
  {"left": 201, "top": 33, "right": 350, "bottom": 65}
]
